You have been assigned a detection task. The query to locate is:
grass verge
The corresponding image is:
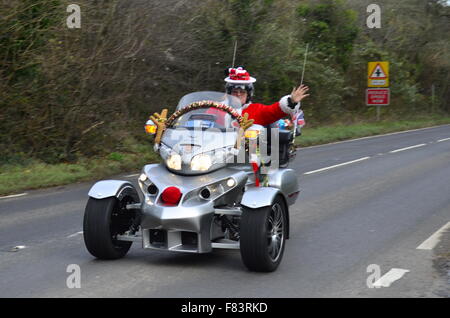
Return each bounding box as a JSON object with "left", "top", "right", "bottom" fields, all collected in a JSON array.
[
  {"left": 0, "top": 147, "right": 160, "bottom": 196},
  {"left": 1, "top": 116, "right": 449, "bottom": 196}
]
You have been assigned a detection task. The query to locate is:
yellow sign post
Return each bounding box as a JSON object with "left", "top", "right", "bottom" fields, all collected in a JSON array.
[{"left": 368, "top": 61, "right": 389, "bottom": 87}]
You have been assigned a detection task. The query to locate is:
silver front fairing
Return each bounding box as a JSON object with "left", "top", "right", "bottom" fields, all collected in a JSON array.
[
  {"left": 160, "top": 128, "right": 238, "bottom": 175},
  {"left": 158, "top": 91, "right": 242, "bottom": 176},
  {"left": 139, "top": 164, "right": 248, "bottom": 253}
]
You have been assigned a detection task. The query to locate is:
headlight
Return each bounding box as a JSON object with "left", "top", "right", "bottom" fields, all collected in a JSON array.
[
  {"left": 166, "top": 154, "right": 182, "bottom": 170},
  {"left": 191, "top": 154, "right": 212, "bottom": 171},
  {"left": 226, "top": 178, "right": 236, "bottom": 187},
  {"left": 139, "top": 173, "right": 147, "bottom": 182}
]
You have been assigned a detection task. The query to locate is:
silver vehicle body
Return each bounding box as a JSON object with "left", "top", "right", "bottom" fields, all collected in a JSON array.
[{"left": 88, "top": 91, "right": 300, "bottom": 253}]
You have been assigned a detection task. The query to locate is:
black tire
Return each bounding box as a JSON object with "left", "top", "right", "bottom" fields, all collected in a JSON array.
[
  {"left": 240, "top": 195, "right": 287, "bottom": 272},
  {"left": 83, "top": 196, "right": 135, "bottom": 260},
  {"left": 279, "top": 144, "right": 289, "bottom": 168}
]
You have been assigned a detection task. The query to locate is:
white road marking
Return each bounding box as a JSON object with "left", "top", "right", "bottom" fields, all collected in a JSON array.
[
  {"left": 300, "top": 124, "right": 450, "bottom": 149},
  {"left": 437, "top": 137, "right": 450, "bottom": 143},
  {"left": 304, "top": 157, "right": 370, "bottom": 175},
  {"left": 67, "top": 231, "right": 83, "bottom": 238},
  {"left": 417, "top": 222, "right": 450, "bottom": 250},
  {"left": 389, "top": 143, "right": 426, "bottom": 153},
  {"left": 10, "top": 245, "right": 27, "bottom": 252},
  {"left": 373, "top": 268, "right": 410, "bottom": 288},
  {"left": 0, "top": 193, "right": 28, "bottom": 200},
  {"left": 125, "top": 173, "right": 139, "bottom": 178}
]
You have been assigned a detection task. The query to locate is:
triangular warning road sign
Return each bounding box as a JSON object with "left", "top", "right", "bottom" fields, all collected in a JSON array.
[{"left": 369, "top": 63, "right": 387, "bottom": 79}]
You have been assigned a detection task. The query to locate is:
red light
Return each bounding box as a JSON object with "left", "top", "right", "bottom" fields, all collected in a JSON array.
[{"left": 161, "top": 187, "right": 182, "bottom": 206}]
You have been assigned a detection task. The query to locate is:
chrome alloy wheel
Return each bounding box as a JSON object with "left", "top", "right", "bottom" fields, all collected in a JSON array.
[{"left": 267, "top": 203, "right": 284, "bottom": 262}]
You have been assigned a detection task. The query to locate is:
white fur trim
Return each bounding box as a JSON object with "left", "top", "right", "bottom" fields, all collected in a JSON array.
[
  {"left": 279, "top": 95, "right": 300, "bottom": 115},
  {"left": 224, "top": 77, "right": 256, "bottom": 84},
  {"left": 241, "top": 103, "right": 250, "bottom": 111}
]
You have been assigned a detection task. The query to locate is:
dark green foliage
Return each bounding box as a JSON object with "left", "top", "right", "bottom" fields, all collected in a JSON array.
[
  {"left": 0, "top": 0, "right": 448, "bottom": 165},
  {"left": 298, "top": 0, "right": 359, "bottom": 69}
]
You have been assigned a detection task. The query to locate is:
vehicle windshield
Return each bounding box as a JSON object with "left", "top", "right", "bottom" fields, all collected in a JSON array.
[
  {"left": 176, "top": 91, "right": 242, "bottom": 111},
  {"left": 171, "top": 91, "right": 242, "bottom": 131},
  {"left": 170, "top": 108, "right": 241, "bottom": 131}
]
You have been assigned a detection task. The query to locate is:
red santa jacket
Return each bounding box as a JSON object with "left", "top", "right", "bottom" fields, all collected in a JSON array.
[
  {"left": 240, "top": 95, "right": 300, "bottom": 126},
  {"left": 205, "top": 95, "right": 300, "bottom": 127}
]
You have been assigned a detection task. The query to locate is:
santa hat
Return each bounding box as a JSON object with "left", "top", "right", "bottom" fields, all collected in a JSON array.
[{"left": 224, "top": 67, "right": 256, "bottom": 84}]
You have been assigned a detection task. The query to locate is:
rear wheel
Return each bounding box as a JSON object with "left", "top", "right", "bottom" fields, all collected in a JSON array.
[
  {"left": 83, "top": 196, "right": 137, "bottom": 260},
  {"left": 240, "top": 195, "right": 287, "bottom": 272}
]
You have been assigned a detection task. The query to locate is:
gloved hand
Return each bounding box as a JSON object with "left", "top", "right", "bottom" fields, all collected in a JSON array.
[{"left": 288, "top": 84, "right": 310, "bottom": 108}]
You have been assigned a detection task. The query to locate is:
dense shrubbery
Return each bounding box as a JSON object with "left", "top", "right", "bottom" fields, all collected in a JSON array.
[{"left": 1, "top": 0, "right": 448, "bottom": 164}]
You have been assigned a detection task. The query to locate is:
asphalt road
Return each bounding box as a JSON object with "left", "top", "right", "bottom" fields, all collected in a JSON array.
[{"left": 1, "top": 125, "right": 449, "bottom": 298}]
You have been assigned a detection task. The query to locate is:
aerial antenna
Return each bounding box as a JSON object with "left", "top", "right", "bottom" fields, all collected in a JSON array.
[
  {"left": 290, "top": 42, "right": 310, "bottom": 152},
  {"left": 231, "top": 40, "right": 238, "bottom": 68},
  {"left": 300, "top": 43, "right": 309, "bottom": 86}
]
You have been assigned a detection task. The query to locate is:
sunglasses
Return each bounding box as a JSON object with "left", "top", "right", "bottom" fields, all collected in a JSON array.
[{"left": 231, "top": 88, "right": 247, "bottom": 95}]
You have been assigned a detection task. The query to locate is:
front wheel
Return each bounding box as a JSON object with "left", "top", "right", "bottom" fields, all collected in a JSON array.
[
  {"left": 83, "top": 196, "right": 137, "bottom": 260},
  {"left": 240, "top": 195, "right": 287, "bottom": 272}
]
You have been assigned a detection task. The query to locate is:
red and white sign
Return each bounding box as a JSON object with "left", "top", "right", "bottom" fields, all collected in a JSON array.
[{"left": 366, "top": 88, "right": 390, "bottom": 106}]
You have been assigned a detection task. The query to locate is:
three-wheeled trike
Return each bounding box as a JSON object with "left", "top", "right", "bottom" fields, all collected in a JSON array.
[{"left": 83, "top": 91, "right": 299, "bottom": 272}]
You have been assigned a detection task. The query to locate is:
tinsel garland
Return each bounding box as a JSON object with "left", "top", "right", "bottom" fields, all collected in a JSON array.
[{"left": 165, "top": 101, "right": 244, "bottom": 128}]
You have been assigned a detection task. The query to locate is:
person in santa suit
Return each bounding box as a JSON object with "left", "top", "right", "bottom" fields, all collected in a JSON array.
[{"left": 224, "top": 67, "right": 309, "bottom": 126}]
